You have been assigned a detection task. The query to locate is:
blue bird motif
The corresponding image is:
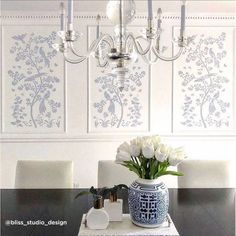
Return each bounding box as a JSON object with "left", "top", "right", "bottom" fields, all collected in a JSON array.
[{"left": 39, "top": 47, "right": 50, "bottom": 68}]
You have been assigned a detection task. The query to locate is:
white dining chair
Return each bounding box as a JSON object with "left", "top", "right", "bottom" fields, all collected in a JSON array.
[
  {"left": 15, "top": 160, "right": 73, "bottom": 189},
  {"left": 98, "top": 160, "right": 178, "bottom": 188},
  {"left": 177, "top": 159, "right": 235, "bottom": 188}
]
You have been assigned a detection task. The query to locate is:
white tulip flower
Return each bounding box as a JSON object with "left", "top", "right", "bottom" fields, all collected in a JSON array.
[
  {"left": 168, "top": 147, "right": 187, "bottom": 166},
  {"left": 117, "top": 141, "right": 130, "bottom": 153},
  {"left": 154, "top": 144, "right": 170, "bottom": 162},
  {"left": 116, "top": 150, "right": 131, "bottom": 163},
  {"left": 130, "top": 137, "right": 142, "bottom": 146},
  {"left": 116, "top": 136, "right": 187, "bottom": 179},
  {"left": 142, "top": 140, "right": 155, "bottom": 159},
  {"left": 151, "top": 135, "right": 161, "bottom": 149},
  {"left": 130, "top": 137, "right": 142, "bottom": 157},
  {"left": 116, "top": 141, "right": 131, "bottom": 164},
  {"left": 130, "top": 144, "right": 141, "bottom": 157}
]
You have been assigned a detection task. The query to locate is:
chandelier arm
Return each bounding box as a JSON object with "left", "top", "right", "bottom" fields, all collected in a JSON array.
[
  {"left": 68, "top": 42, "right": 86, "bottom": 58},
  {"left": 66, "top": 52, "right": 109, "bottom": 68},
  {"left": 68, "top": 41, "right": 105, "bottom": 58},
  {"left": 92, "top": 36, "right": 111, "bottom": 67},
  {"left": 140, "top": 40, "right": 168, "bottom": 64},
  {"left": 142, "top": 54, "right": 157, "bottom": 64},
  {"left": 63, "top": 53, "right": 87, "bottom": 64},
  {"left": 152, "top": 46, "right": 183, "bottom": 62},
  {"left": 97, "top": 59, "right": 108, "bottom": 67},
  {"left": 125, "top": 35, "right": 160, "bottom": 64},
  {"left": 67, "top": 34, "right": 115, "bottom": 59},
  {"left": 101, "top": 39, "right": 113, "bottom": 49},
  {"left": 140, "top": 51, "right": 160, "bottom": 65},
  {"left": 65, "top": 47, "right": 108, "bottom": 67},
  {"left": 90, "top": 34, "right": 115, "bottom": 51},
  {"left": 125, "top": 34, "right": 151, "bottom": 56},
  {"left": 136, "top": 39, "right": 152, "bottom": 55},
  {"left": 139, "top": 40, "right": 162, "bottom": 65},
  {"left": 96, "top": 56, "right": 109, "bottom": 67}
]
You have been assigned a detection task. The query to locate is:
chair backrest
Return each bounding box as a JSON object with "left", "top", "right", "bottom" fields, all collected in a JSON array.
[
  {"left": 15, "top": 160, "right": 73, "bottom": 189},
  {"left": 177, "top": 159, "right": 235, "bottom": 188},
  {"left": 98, "top": 160, "right": 178, "bottom": 188}
]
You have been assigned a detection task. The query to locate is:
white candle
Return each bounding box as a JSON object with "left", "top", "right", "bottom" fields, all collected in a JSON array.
[
  {"left": 148, "top": 0, "right": 153, "bottom": 20},
  {"left": 60, "top": 2, "right": 65, "bottom": 31},
  {"left": 68, "top": 0, "right": 74, "bottom": 25},
  {"left": 180, "top": 1, "right": 186, "bottom": 37},
  {"left": 96, "top": 25, "right": 99, "bottom": 39},
  {"left": 96, "top": 15, "right": 101, "bottom": 39},
  {"left": 157, "top": 8, "right": 162, "bottom": 29}
]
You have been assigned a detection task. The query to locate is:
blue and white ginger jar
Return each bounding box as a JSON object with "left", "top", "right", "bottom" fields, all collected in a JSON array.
[{"left": 128, "top": 178, "right": 169, "bottom": 228}]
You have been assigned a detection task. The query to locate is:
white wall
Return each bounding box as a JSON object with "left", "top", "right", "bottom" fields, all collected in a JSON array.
[
  {"left": 0, "top": 1, "right": 236, "bottom": 188},
  {"left": 1, "top": 137, "right": 236, "bottom": 188}
]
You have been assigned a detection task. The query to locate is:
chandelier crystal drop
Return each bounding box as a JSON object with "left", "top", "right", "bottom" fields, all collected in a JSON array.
[{"left": 53, "top": 0, "right": 187, "bottom": 90}]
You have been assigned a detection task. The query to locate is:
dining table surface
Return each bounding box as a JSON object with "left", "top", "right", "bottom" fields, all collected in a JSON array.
[{"left": 1, "top": 188, "right": 235, "bottom": 236}]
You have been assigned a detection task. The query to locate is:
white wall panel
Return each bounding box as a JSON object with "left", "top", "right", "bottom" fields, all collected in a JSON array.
[
  {"left": 1, "top": 25, "right": 66, "bottom": 133},
  {"left": 173, "top": 26, "right": 235, "bottom": 134},
  {"left": 0, "top": 8, "right": 235, "bottom": 188}
]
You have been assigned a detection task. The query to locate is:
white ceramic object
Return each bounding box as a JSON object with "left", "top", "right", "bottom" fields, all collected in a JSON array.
[
  {"left": 86, "top": 207, "right": 109, "bottom": 230},
  {"left": 104, "top": 199, "right": 123, "bottom": 222}
]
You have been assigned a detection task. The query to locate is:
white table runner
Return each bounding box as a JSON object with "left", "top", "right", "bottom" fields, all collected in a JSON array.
[{"left": 78, "top": 214, "right": 179, "bottom": 236}]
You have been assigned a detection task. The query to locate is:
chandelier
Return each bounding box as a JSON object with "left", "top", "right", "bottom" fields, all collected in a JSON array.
[{"left": 54, "top": 0, "right": 186, "bottom": 90}]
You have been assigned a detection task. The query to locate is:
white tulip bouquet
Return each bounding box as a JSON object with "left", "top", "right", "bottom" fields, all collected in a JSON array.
[{"left": 116, "top": 135, "right": 187, "bottom": 180}]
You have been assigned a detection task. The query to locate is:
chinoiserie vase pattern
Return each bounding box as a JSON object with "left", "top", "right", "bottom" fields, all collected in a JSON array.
[{"left": 128, "top": 178, "right": 169, "bottom": 228}]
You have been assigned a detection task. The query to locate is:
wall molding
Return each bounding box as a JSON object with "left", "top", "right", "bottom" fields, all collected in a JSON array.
[
  {"left": 1, "top": 134, "right": 236, "bottom": 143},
  {"left": 1, "top": 15, "right": 235, "bottom": 20}
]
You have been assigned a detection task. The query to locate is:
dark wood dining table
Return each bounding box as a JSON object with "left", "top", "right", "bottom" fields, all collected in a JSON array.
[{"left": 1, "top": 188, "right": 235, "bottom": 236}]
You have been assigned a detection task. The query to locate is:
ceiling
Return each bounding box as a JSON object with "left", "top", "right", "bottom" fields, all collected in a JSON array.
[{"left": 1, "top": 0, "right": 236, "bottom": 14}]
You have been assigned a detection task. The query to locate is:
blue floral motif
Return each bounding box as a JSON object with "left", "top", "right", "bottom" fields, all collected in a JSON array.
[
  {"left": 9, "top": 32, "right": 62, "bottom": 128},
  {"left": 179, "top": 32, "right": 230, "bottom": 128},
  {"left": 128, "top": 180, "right": 169, "bottom": 227},
  {"left": 93, "top": 60, "right": 145, "bottom": 128}
]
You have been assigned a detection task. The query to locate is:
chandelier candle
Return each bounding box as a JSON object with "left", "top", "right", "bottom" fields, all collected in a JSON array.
[
  {"left": 147, "top": 0, "right": 153, "bottom": 20},
  {"left": 68, "top": 0, "right": 74, "bottom": 30},
  {"left": 60, "top": 3, "right": 65, "bottom": 31},
  {"left": 157, "top": 8, "right": 162, "bottom": 29},
  {"left": 96, "top": 15, "right": 101, "bottom": 39},
  {"left": 156, "top": 8, "right": 162, "bottom": 52},
  {"left": 180, "top": 0, "right": 186, "bottom": 38}
]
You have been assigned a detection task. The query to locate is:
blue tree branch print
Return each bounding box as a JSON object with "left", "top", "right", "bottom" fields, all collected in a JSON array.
[
  {"left": 179, "top": 32, "right": 230, "bottom": 128},
  {"left": 9, "top": 32, "right": 62, "bottom": 128},
  {"left": 93, "top": 61, "right": 145, "bottom": 128}
]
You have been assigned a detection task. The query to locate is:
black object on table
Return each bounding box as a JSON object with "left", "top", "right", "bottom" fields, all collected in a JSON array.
[{"left": 1, "top": 188, "right": 235, "bottom": 236}]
